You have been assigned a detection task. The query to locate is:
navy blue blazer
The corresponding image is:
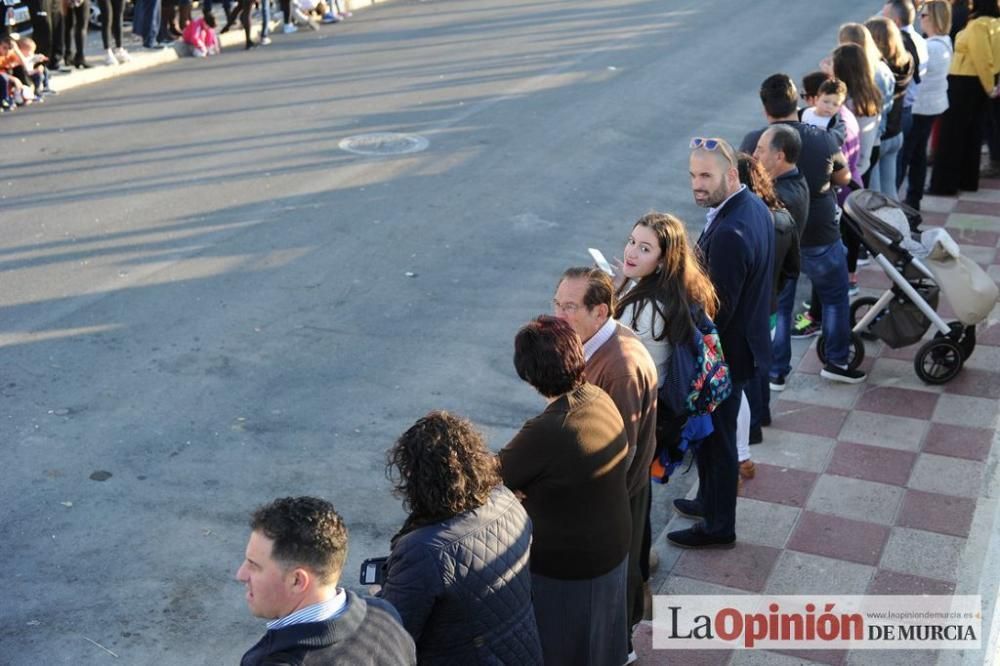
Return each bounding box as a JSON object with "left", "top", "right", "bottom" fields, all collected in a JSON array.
[{"left": 696, "top": 187, "right": 775, "bottom": 384}]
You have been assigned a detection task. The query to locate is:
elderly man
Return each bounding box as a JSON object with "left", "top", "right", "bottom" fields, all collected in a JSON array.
[
  {"left": 754, "top": 124, "right": 810, "bottom": 392},
  {"left": 667, "top": 137, "right": 773, "bottom": 550},
  {"left": 741, "top": 73, "right": 865, "bottom": 385},
  {"left": 237, "top": 496, "right": 416, "bottom": 665},
  {"left": 552, "top": 267, "right": 657, "bottom": 656}
]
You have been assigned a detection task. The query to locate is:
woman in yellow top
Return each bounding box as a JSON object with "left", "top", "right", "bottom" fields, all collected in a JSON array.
[{"left": 930, "top": 0, "right": 1000, "bottom": 195}]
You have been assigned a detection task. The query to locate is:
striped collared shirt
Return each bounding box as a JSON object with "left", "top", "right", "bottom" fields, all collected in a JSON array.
[
  {"left": 266, "top": 589, "right": 348, "bottom": 631},
  {"left": 583, "top": 317, "right": 618, "bottom": 361}
]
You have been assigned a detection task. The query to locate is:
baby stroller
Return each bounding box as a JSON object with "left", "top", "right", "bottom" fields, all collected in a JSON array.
[{"left": 821, "top": 190, "right": 999, "bottom": 384}]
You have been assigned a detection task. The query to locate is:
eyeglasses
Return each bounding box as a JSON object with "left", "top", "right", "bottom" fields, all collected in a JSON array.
[
  {"left": 690, "top": 136, "right": 736, "bottom": 167},
  {"left": 552, "top": 299, "right": 582, "bottom": 314}
]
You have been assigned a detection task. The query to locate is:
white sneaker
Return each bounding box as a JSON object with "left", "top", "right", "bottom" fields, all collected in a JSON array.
[
  {"left": 113, "top": 47, "right": 132, "bottom": 63},
  {"left": 282, "top": 22, "right": 297, "bottom": 33},
  {"left": 104, "top": 49, "right": 118, "bottom": 66},
  {"left": 260, "top": 36, "right": 272, "bottom": 45}
]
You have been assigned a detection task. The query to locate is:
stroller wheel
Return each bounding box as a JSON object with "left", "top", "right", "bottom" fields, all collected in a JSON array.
[
  {"left": 914, "top": 338, "right": 964, "bottom": 384},
  {"left": 850, "top": 296, "right": 885, "bottom": 340},
  {"left": 816, "top": 332, "right": 866, "bottom": 370},
  {"left": 934, "top": 322, "right": 976, "bottom": 361}
]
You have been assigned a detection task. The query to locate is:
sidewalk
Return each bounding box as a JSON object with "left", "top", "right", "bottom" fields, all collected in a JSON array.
[
  {"left": 639, "top": 178, "right": 1000, "bottom": 665},
  {"left": 41, "top": 0, "right": 387, "bottom": 94}
]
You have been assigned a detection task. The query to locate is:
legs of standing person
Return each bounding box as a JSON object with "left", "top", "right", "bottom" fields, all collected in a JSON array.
[
  {"left": 177, "top": 0, "right": 191, "bottom": 30},
  {"left": 841, "top": 213, "right": 860, "bottom": 293},
  {"left": 241, "top": 0, "right": 252, "bottom": 46},
  {"left": 695, "top": 382, "right": 742, "bottom": 540},
  {"left": 876, "top": 133, "right": 903, "bottom": 199},
  {"left": 100, "top": 0, "right": 111, "bottom": 51},
  {"left": 800, "top": 242, "right": 851, "bottom": 367},
  {"left": 895, "top": 105, "right": 914, "bottom": 190},
  {"left": 260, "top": 0, "right": 271, "bottom": 40},
  {"left": 771, "top": 276, "right": 797, "bottom": 383},
  {"left": 744, "top": 371, "right": 768, "bottom": 438},
  {"left": 27, "top": 0, "right": 53, "bottom": 64},
  {"left": 48, "top": 0, "right": 65, "bottom": 67},
  {"left": 110, "top": 0, "right": 123, "bottom": 49},
  {"left": 986, "top": 98, "right": 1000, "bottom": 176},
  {"left": 905, "top": 114, "right": 936, "bottom": 209},
  {"left": 625, "top": 482, "right": 650, "bottom": 641},
  {"left": 931, "top": 76, "right": 983, "bottom": 195},
  {"left": 280, "top": 0, "right": 290, "bottom": 24}
]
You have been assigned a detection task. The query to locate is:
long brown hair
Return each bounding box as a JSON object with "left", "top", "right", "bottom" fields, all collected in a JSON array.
[
  {"left": 838, "top": 22, "right": 881, "bottom": 78},
  {"left": 833, "top": 43, "right": 883, "bottom": 117},
  {"left": 737, "top": 153, "right": 785, "bottom": 213},
  {"left": 614, "top": 212, "right": 718, "bottom": 344},
  {"left": 865, "top": 16, "right": 911, "bottom": 71}
]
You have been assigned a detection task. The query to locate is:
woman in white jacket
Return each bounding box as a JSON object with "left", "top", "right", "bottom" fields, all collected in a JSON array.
[{"left": 905, "top": 0, "right": 954, "bottom": 209}]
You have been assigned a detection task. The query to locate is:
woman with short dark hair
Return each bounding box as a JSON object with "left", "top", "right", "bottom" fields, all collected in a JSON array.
[
  {"left": 380, "top": 411, "right": 542, "bottom": 665},
  {"left": 500, "top": 315, "right": 631, "bottom": 666}
]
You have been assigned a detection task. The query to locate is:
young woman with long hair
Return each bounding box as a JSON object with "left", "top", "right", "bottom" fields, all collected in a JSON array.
[
  {"left": 865, "top": 16, "right": 914, "bottom": 199},
  {"left": 612, "top": 211, "right": 718, "bottom": 385}
]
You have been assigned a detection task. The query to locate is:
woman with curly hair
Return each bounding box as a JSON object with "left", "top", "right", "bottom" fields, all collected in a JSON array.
[
  {"left": 380, "top": 411, "right": 542, "bottom": 665},
  {"left": 500, "top": 315, "right": 631, "bottom": 666}
]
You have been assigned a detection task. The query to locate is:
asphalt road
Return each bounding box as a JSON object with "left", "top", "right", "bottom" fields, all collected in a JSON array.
[{"left": 2, "top": 1, "right": 875, "bottom": 663}]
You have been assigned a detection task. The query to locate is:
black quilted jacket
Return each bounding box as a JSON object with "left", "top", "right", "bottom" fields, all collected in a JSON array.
[{"left": 379, "top": 486, "right": 543, "bottom": 665}]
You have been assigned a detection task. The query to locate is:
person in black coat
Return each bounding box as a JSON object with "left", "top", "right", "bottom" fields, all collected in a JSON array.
[
  {"left": 380, "top": 411, "right": 543, "bottom": 665},
  {"left": 737, "top": 153, "right": 800, "bottom": 439},
  {"left": 668, "top": 137, "right": 774, "bottom": 549}
]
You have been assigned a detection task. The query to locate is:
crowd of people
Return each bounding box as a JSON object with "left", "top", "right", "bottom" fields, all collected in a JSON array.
[
  {"left": 227, "top": 1, "right": 1000, "bottom": 665},
  {"left": 1, "top": 0, "right": 351, "bottom": 112}
]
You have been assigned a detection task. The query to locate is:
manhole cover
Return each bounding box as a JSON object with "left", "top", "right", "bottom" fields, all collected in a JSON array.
[{"left": 338, "top": 133, "right": 429, "bottom": 156}]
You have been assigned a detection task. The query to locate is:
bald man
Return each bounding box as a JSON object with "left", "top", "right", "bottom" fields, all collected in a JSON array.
[{"left": 668, "top": 137, "right": 773, "bottom": 549}]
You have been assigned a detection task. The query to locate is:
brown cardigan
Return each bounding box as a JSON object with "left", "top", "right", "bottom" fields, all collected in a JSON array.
[
  {"left": 499, "top": 383, "right": 632, "bottom": 580},
  {"left": 585, "top": 322, "right": 658, "bottom": 497}
]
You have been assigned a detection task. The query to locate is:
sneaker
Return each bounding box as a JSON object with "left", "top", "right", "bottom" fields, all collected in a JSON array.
[
  {"left": 820, "top": 364, "right": 867, "bottom": 384},
  {"left": 282, "top": 22, "right": 298, "bottom": 33},
  {"left": 848, "top": 281, "right": 860, "bottom": 297},
  {"left": 321, "top": 11, "right": 341, "bottom": 22},
  {"left": 856, "top": 250, "right": 871, "bottom": 266},
  {"left": 114, "top": 47, "right": 132, "bottom": 63},
  {"left": 769, "top": 375, "right": 786, "bottom": 392},
  {"left": 791, "top": 313, "right": 821, "bottom": 339},
  {"left": 260, "top": 36, "right": 272, "bottom": 45},
  {"left": 104, "top": 48, "right": 118, "bottom": 66}
]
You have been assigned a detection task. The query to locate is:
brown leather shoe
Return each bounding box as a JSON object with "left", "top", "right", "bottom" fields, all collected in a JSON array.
[{"left": 739, "top": 459, "right": 756, "bottom": 480}]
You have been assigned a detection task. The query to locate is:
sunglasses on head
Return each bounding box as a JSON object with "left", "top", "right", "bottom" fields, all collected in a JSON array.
[{"left": 690, "top": 137, "right": 736, "bottom": 166}]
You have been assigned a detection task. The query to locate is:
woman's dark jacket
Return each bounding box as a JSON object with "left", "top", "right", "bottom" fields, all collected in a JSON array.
[{"left": 379, "top": 486, "right": 543, "bottom": 665}]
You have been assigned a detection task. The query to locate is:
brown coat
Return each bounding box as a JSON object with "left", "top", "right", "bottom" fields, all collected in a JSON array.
[{"left": 585, "top": 322, "right": 658, "bottom": 497}]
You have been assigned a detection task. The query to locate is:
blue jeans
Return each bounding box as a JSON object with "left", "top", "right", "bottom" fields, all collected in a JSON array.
[
  {"left": 871, "top": 132, "right": 903, "bottom": 199},
  {"left": 800, "top": 241, "right": 851, "bottom": 367},
  {"left": 132, "top": 0, "right": 161, "bottom": 46},
  {"left": 770, "top": 278, "right": 797, "bottom": 380},
  {"left": 260, "top": 0, "right": 271, "bottom": 37}
]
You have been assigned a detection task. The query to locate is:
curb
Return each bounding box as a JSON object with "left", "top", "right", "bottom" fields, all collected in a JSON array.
[{"left": 44, "top": 0, "right": 390, "bottom": 95}]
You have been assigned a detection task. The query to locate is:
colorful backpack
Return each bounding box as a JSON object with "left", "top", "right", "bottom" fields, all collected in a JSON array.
[
  {"left": 659, "top": 305, "right": 732, "bottom": 419},
  {"left": 651, "top": 306, "right": 732, "bottom": 485}
]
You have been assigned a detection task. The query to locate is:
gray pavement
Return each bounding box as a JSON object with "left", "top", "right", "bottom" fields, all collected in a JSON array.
[{"left": 1, "top": 1, "right": 927, "bottom": 664}]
